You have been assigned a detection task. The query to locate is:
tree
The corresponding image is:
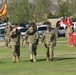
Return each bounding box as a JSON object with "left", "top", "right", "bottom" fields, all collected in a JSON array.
[
  {"left": 8, "top": 0, "right": 51, "bottom": 23},
  {"left": 56, "top": 0, "right": 72, "bottom": 17},
  {"left": 70, "top": 0, "right": 76, "bottom": 17},
  {"left": 8, "top": 0, "right": 28, "bottom": 23}
]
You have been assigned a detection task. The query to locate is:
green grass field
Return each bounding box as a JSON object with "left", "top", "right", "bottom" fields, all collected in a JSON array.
[{"left": 0, "top": 38, "right": 76, "bottom": 75}]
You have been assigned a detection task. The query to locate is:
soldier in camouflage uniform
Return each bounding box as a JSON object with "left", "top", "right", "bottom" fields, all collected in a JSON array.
[
  {"left": 10, "top": 23, "right": 20, "bottom": 63},
  {"left": 25, "top": 23, "right": 39, "bottom": 62},
  {"left": 41, "top": 25, "right": 56, "bottom": 61},
  {"left": 4, "top": 23, "right": 12, "bottom": 48}
]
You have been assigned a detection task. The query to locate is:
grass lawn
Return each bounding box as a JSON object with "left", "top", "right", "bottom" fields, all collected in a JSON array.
[{"left": 0, "top": 37, "right": 76, "bottom": 75}]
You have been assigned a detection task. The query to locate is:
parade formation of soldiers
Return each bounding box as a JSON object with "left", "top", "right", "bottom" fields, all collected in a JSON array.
[
  {"left": 4, "top": 22, "right": 56, "bottom": 63},
  {"left": 4, "top": 15, "right": 76, "bottom": 63}
]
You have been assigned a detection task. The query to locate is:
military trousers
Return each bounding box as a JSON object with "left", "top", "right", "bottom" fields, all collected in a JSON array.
[
  {"left": 11, "top": 45, "right": 20, "bottom": 57},
  {"left": 28, "top": 43, "right": 37, "bottom": 60},
  {"left": 5, "top": 35, "right": 11, "bottom": 47},
  {"left": 44, "top": 43, "right": 54, "bottom": 60}
]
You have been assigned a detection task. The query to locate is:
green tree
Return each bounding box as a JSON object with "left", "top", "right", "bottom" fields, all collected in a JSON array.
[
  {"left": 70, "top": 0, "right": 76, "bottom": 17},
  {"left": 8, "top": 0, "right": 51, "bottom": 23},
  {"left": 8, "top": 0, "right": 28, "bottom": 23},
  {"left": 56, "top": 0, "right": 72, "bottom": 17}
]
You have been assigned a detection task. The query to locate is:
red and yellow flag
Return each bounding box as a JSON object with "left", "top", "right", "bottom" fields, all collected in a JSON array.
[{"left": 0, "top": 2, "right": 7, "bottom": 17}]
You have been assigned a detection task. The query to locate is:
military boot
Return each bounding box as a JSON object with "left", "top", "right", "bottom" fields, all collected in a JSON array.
[
  {"left": 13, "top": 56, "right": 16, "bottom": 63},
  {"left": 50, "top": 51, "right": 53, "bottom": 61},
  {"left": 30, "top": 54, "right": 33, "bottom": 62},
  {"left": 33, "top": 55, "right": 36, "bottom": 62},
  {"left": 17, "top": 56, "right": 20, "bottom": 62}
]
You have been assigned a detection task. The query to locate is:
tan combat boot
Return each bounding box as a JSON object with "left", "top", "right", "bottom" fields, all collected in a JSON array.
[
  {"left": 33, "top": 55, "right": 36, "bottom": 62},
  {"left": 30, "top": 54, "right": 33, "bottom": 62},
  {"left": 17, "top": 56, "right": 20, "bottom": 62},
  {"left": 13, "top": 56, "right": 16, "bottom": 63}
]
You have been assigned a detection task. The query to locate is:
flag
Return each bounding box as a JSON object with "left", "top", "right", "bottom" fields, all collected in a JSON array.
[{"left": 0, "top": 2, "right": 7, "bottom": 17}]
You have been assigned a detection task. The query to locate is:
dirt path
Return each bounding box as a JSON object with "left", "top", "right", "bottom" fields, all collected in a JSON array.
[{"left": 0, "top": 41, "right": 5, "bottom": 46}]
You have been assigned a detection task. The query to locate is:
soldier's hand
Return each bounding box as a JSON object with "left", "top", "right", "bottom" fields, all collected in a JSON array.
[{"left": 12, "top": 28, "right": 16, "bottom": 32}]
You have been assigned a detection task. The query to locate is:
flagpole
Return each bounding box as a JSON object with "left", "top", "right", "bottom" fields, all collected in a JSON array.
[
  {"left": 6, "top": 0, "right": 9, "bottom": 22},
  {"left": 2, "top": 0, "right": 3, "bottom": 5},
  {"left": 4, "top": 0, "right": 9, "bottom": 22},
  {"left": 5, "top": 0, "right": 8, "bottom": 22}
]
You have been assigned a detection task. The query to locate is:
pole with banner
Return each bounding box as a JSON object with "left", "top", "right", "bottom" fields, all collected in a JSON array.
[{"left": 0, "top": 0, "right": 8, "bottom": 22}]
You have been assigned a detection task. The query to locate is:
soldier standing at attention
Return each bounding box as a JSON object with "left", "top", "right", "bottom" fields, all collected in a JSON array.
[
  {"left": 41, "top": 25, "right": 56, "bottom": 61},
  {"left": 10, "top": 23, "right": 20, "bottom": 63},
  {"left": 25, "top": 23, "right": 39, "bottom": 62},
  {"left": 5, "top": 22, "right": 12, "bottom": 48}
]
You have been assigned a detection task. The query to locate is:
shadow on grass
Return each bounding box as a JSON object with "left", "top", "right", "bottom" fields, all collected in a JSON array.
[
  {"left": 23, "top": 60, "right": 30, "bottom": 62},
  {"left": 54, "top": 57, "right": 76, "bottom": 61},
  {"left": 37, "top": 58, "right": 46, "bottom": 62},
  {"left": 23, "top": 58, "right": 46, "bottom": 62},
  {"left": 22, "top": 57, "right": 76, "bottom": 62}
]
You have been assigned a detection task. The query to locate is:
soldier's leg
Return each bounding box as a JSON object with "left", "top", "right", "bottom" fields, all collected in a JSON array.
[
  {"left": 49, "top": 44, "right": 54, "bottom": 61},
  {"left": 8, "top": 38, "right": 11, "bottom": 48},
  {"left": 16, "top": 45, "right": 20, "bottom": 62},
  {"left": 6, "top": 36, "right": 10, "bottom": 47},
  {"left": 44, "top": 44, "right": 50, "bottom": 61},
  {"left": 50, "top": 49, "right": 53, "bottom": 61},
  {"left": 13, "top": 55, "right": 16, "bottom": 63},
  {"left": 46, "top": 47, "right": 50, "bottom": 61},
  {"left": 12, "top": 45, "right": 16, "bottom": 63},
  {"left": 33, "top": 44, "right": 37, "bottom": 62},
  {"left": 29, "top": 43, "right": 33, "bottom": 62},
  {"left": 17, "top": 56, "right": 20, "bottom": 62},
  {"left": 21, "top": 38, "right": 24, "bottom": 44},
  {"left": 5, "top": 39, "right": 8, "bottom": 48}
]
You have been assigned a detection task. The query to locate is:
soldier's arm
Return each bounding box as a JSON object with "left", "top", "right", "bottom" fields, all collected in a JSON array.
[
  {"left": 35, "top": 31, "right": 39, "bottom": 44},
  {"left": 41, "top": 32, "right": 45, "bottom": 43},
  {"left": 9, "top": 31, "right": 13, "bottom": 37},
  {"left": 51, "top": 33, "right": 56, "bottom": 46},
  {"left": 4, "top": 28, "right": 6, "bottom": 34},
  {"left": 9, "top": 30, "right": 16, "bottom": 37},
  {"left": 35, "top": 31, "right": 39, "bottom": 40},
  {"left": 25, "top": 29, "right": 29, "bottom": 43}
]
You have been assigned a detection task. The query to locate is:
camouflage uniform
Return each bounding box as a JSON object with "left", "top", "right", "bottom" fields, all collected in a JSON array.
[
  {"left": 4, "top": 23, "right": 11, "bottom": 48},
  {"left": 21, "top": 34, "right": 26, "bottom": 44},
  {"left": 25, "top": 23, "right": 39, "bottom": 62},
  {"left": 41, "top": 26, "right": 56, "bottom": 61},
  {"left": 10, "top": 24, "right": 20, "bottom": 63}
]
